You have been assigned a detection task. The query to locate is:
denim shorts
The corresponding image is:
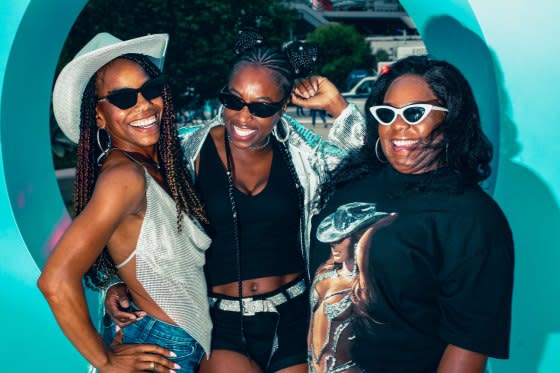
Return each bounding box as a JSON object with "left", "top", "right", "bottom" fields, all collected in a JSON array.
[{"left": 107, "top": 314, "right": 205, "bottom": 373}]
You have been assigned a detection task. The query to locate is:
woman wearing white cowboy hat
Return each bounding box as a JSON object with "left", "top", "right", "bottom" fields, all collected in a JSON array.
[
  {"left": 309, "top": 202, "right": 396, "bottom": 373},
  {"left": 38, "top": 32, "right": 211, "bottom": 373}
]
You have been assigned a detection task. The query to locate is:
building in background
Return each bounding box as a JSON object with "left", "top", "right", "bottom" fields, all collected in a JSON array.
[{"left": 287, "top": 0, "right": 425, "bottom": 71}]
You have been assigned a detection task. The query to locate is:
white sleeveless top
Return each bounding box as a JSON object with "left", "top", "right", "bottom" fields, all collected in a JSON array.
[{"left": 116, "top": 169, "right": 212, "bottom": 355}]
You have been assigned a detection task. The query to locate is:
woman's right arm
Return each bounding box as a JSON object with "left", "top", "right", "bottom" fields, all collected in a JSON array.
[
  {"left": 292, "top": 76, "right": 366, "bottom": 153},
  {"left": 291, "top": 76, "right": 348, "bottom": 118},
  {"left": 38, "top": 166, "right": 176, "bottom": 372}
]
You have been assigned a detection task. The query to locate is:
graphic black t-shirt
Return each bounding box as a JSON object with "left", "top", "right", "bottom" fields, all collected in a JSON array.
[{"left": 310, "top": 165, "right": 514, "bottom": 373}]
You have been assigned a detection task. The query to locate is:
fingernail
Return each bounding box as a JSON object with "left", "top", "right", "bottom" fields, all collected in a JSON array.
[
  {"left": 169, "top": 351, "right": 177, "bottom": 357},
  {"left": 173, "top": 363, "right": 181, "bottom": 369},
  {"left": 170, "top": 370, "right": 176, "bottom": 373}
]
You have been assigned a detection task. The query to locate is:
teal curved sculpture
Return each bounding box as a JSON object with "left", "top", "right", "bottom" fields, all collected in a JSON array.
[{"left": 1, "top": 0, "right": 558, "bottom": 371}]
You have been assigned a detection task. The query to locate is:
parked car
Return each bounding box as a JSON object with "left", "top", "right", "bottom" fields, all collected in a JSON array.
[
  {"left": 342, "top": 76, "right": 376, "bottom": 114},
  {"left": 331, "top": 0, "right": 367, "bottom": 11},
  {"left": 345, "top": 68, "right": 369, "bottom": 91}
]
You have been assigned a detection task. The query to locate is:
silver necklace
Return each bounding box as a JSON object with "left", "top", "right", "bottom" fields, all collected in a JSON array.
[
  {"left": 250, "top": 135, "right": 271, "bottom": 151},
  {"left": 336, "top": 266, "right": 355, "bottom": 279},
  {"left": 225, "top": 133, "right": 271, "bottom": 151}
]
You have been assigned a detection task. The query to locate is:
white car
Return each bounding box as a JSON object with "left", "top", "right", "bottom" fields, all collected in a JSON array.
[{"left": 342, "top": 76, "right": 376, "bottom": 114}]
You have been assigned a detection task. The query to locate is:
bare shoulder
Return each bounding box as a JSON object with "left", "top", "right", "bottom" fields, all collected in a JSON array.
[
  {"left": 209, "top": 125, "right": 225, "bottom": 142},
  {"left": 92, "top": 153, "right": 147, "bottom": 208}
]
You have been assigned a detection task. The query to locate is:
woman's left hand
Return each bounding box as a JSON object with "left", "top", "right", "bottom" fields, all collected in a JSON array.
[{"left": 291, "top": 76, "right": 348, "bottom": 117}]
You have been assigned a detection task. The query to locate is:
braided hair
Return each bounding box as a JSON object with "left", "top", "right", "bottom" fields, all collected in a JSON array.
[
  {"left": 229, "top": 30, "right": 318, "bottom": 100},
  {"left": 225, "top": 30, "right": 317, "bottom": 271},
  {"left": 76, "top": 53, "right": 207, "bottom": 290},
  {"left": 221, "top": 32, "right": 317, "bottom": 352}
]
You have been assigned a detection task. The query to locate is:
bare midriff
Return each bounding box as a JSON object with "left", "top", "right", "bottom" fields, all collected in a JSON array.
[
  {"left": 119, "top": 264, "right": 178, "bottom": 326},
  {"left": 212, "top": 271, "right": 302, "bottom": 297},
  {"left": 127, "top": 287, "right": 178, "bottom": 325}
]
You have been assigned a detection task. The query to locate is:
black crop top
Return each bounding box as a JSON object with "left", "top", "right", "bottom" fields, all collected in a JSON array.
[{"left": 196, "top": 135, "right": 305, "bottom": 287}]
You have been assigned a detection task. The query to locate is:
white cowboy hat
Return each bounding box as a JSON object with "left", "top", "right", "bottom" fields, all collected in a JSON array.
[
  {"left": 316, "top": 202, "right": 390, "bottom": 244},
  {"left": 52, "top": 32, "right": 169, "bottom": 143}
]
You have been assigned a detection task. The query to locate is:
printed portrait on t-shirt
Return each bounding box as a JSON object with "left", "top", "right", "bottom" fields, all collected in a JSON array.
[{"left": 308, "top": 202, "right": 396, "bottom": 373}]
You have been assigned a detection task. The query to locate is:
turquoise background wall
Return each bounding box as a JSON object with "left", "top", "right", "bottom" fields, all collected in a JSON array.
[
  {"left": 0, "top": 1, "right": 91, "bottom": 370},
  {"left": 1, "top": 0, "right": 558, "bottom": 371},
  {"left": 398, "top": 1, "right": 560, "bottom": 372}
]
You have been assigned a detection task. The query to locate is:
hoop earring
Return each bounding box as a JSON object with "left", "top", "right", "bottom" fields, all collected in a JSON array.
[
  {"left": 272, "top": 117, "right": 290, "bottom": 143},
  {"left": 352, "top": 242, "right": 360, "bottom": 277},
  {"left": 217, "top": 104, "right": 224, "bottom": 122},
  {"left": 375, "top": 138, "right": 387, "bottom": 163},
  {"left": 96, "top": 128, "right": 112, "bottom": 166}
]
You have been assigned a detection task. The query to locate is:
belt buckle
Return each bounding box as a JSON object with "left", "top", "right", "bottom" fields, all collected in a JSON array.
[
  {"left": 208, "top": 297, "right": 217, "bottom": 308},
  {"left": 242, "top": 297, "right": 255, "bottom": 316}
]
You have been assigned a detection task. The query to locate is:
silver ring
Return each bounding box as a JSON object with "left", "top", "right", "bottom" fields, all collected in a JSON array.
[{"left": 150, "top": 361, "right": 155, "bottom": 370}]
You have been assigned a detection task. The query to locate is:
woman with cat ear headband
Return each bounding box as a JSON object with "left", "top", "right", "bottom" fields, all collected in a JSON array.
[{"left": 105, "top": 29, "right": 367, "bottom": 373}]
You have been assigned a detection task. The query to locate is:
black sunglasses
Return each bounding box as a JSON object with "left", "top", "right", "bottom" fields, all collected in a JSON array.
[
  {"left": 97, "top": 76, "right": 165, "bottom": 110},
  {"left": 218, "top": 89, "right": 284, "bottom": 118}
]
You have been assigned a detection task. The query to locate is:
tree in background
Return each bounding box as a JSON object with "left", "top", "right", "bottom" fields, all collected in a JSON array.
[
  {"left": 306, "top": 23, "right": 374, "bottom": 91},
  {"left": 375, "top": 48, "right": 390, "bottom": 64},
  {"left": 53, "top": 0, "right": 296, "bottom": 168}
]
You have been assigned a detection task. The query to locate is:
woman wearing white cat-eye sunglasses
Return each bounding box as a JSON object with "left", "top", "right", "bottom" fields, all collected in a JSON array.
[{"left": 369, "top": 103, "right": 448, "bottom": 126}]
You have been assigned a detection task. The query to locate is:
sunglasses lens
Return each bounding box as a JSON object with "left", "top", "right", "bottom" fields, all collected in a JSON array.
[
  {"left": 107, "top": 90, "right": 137, "bottom": 110},
  {"left": 218, "top": 93, "right": 245, "bottom": 111},
  {"left": 403, "top": 106, "right": 426, "bottom": 124},
  {"left": 218, "top": 90, "right": 282, "bottom": 118},
  {"left": 141, "top": 77, "right": 164, "bottom": 101},
  {"left": 248, "top": 103, "right": 281, "bottom": 118},
  {"left": 102, "top": 77, "right": 164, "bottom": 110},
  {"left": 375, "top": 107, "right": 396, "bottom": 124}
]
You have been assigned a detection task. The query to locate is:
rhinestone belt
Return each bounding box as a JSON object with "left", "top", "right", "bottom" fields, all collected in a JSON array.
[{"left": 209, "top": 278, "right": 307, "bottom": 316}]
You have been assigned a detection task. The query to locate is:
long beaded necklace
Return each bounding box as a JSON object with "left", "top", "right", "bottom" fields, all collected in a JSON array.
[
  {"left": 222, "top": 125, "right": 306, "bottom": 356},
  {"left": 223, "top": 133, "right": 248, "bottom": 349},
  {"left": 226, "top": 133, "right": 271, "bottom": 151},
  {"left": 250, "top": 135, "right": 271, "bottom": 151}
]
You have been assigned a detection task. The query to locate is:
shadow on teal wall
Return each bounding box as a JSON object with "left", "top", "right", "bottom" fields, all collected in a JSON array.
[
  {"left": 403, "top": 3, "right": 560, "bottom": 372},
  {"left": 490, "top": 29, "right": 560, "bottom": 373},
  {"left": 421, "top": 15, "right": 499, "bottom": 193},
  {"left": 0, "top": 0, "right": 91, "bottom": 371}
]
